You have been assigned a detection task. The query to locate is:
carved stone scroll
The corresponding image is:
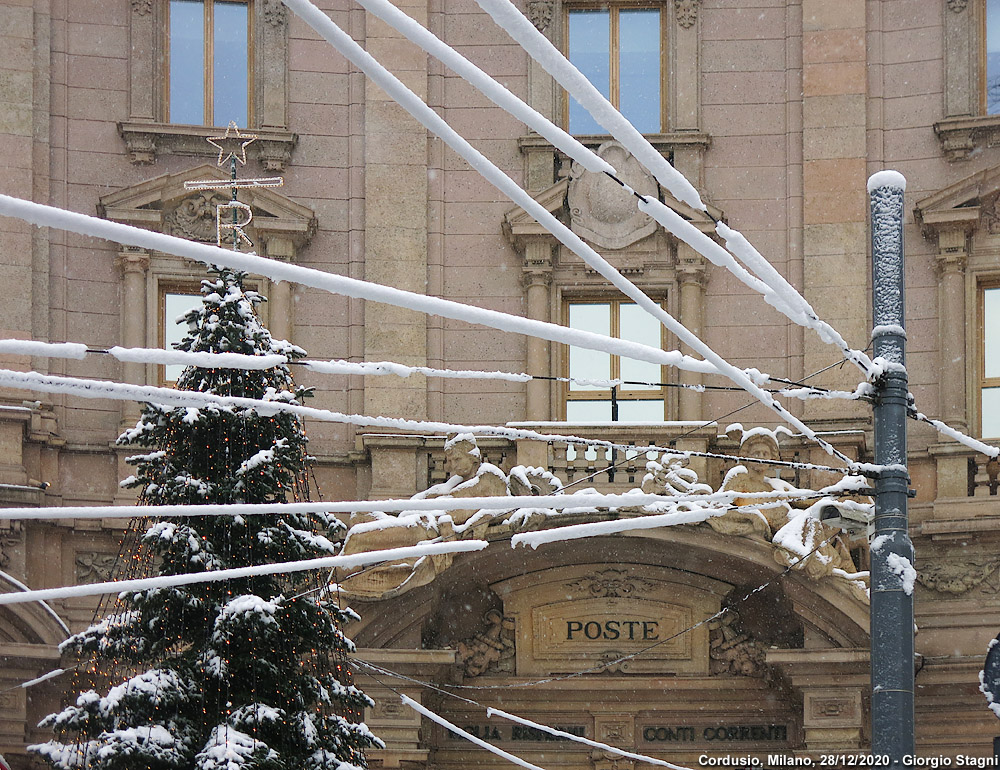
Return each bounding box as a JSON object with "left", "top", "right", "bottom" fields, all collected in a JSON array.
[{"left": 455, "top": 609, "right": 516, "bottom": 677}]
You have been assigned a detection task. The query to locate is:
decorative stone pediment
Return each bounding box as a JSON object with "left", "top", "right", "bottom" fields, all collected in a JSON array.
[
  {"left": 97, "top": 164, "right": 317, "bottom": 254},
  {"left": 912, "top": 165, "right": 1000, "bottom": 238}
]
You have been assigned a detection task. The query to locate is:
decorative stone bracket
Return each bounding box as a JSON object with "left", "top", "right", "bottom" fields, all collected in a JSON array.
[{"left": 933, "top": 115, "right": 1000, "bottom": 162}]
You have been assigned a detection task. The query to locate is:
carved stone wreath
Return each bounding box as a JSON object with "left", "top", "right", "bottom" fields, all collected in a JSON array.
[
  {"left": 131, "top": 0, "right": 152, "bottom": 15},
  {"left": 0, "top": 534, "right": 19, "bottom": 569},
  {"left": 708, "top": 609, "right": 767, "bottom": 678},
  {"left": 76, "top": 552, "right": 118, "bottom": 584},
  {"left": 455, "top": 610, "right": 516, "bottom": 677},
  {"left": 917, "top": 558, "right": 1000, "bottom": 594},
  {"left": 947, "top": 0, "right": 969, "bottom": 12}
]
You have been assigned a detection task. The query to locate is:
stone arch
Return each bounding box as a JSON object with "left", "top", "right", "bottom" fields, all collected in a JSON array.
[
  {"left": 345, "top": 529, "right": 871, "bottom": 761},
  {"left": 0, "top": 574, "right": 70, "bottom": 647}
]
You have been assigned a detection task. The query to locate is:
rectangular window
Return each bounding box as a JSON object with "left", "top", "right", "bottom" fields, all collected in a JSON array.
[
  {"left": 564, "top": 299, "right": 666, "bottom": 421},
  {"left": 167, "top": 0, "right": 250, "bottom": 127},
  {"left": 566, "top": 4, "right": 663, "bottom": 134},
  {"left": 160, "top": 288, "right": 203, "bottom": 383},
  {"left": 982, "top": 284, "right": 1000, "bottom": 437}
]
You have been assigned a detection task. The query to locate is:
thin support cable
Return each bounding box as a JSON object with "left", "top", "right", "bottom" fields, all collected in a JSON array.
[{"left": 0, "top": 368, "right": 863, "bottom": 476}]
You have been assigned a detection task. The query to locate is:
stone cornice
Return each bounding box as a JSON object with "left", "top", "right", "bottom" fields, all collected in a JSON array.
[{"left": 119, "top": 122, "right": 298, "bottom": 171}]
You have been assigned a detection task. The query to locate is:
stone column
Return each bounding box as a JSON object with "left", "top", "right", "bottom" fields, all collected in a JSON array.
[
  {"left": 934, "top": 232, "right": 968, "bottom": 432},
  {"left": 117, "top": 249, "right": 149, "bottom": 426},
  {"left": 522, "top": 242, "right": 553, "bottom": 422},
  {"left": 676, "top": 246, "right": 707, "bottom": 423}
]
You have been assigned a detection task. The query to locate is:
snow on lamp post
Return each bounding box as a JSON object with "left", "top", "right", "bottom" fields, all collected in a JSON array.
[{"left": 868, "top": 170, "right": 915, "bottom": 767}]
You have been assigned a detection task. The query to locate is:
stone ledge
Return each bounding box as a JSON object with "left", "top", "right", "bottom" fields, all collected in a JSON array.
[
  {"left": 118, "top": 122, "right": 298, "bottom": 171},
  {"left": 518, "top": 130, "right": 712, "bottom": 156}
]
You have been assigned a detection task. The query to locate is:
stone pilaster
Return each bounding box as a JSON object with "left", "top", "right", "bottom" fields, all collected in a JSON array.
[
  {"left": 767, "top": 648, "right": 869, "bottom": 751},
  {"left": 262, "top": 235, "right": 295, "bottom": 344}
]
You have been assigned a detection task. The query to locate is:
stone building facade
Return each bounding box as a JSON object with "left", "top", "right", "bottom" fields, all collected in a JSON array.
[{"left": 0, "top": 0, "right": 999, "bottom": 766}]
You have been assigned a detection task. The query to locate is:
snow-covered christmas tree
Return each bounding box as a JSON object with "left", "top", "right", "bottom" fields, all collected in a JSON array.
[{"left": 30, "top": 267, "right": 383, "bottom": 770}]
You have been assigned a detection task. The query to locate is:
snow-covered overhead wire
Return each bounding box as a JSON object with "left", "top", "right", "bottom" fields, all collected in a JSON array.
[
  {"left": 0, "top": 568, "right": 71, "bottom": 636},
  {"left": 909, "top": 410, "right": 999, "bottom": 459},
  {"left": 0, "top": 368, "right": 858, "bottom": 475},
  {"left": 469, "top": 0, "right": 885, "bottom": 384},
  {"left": 0, "top": 540, "right": 488, "bottom": 607},
  {"left": 1, "top": 338, "right": 861, "bottom": 401},
  {"left": 484, "top": 707, "right": 693, "bottom": 770},
  {"left": 275, "top": 0, "right": 853, "bottom": 465},
  {"left": 0, "top": 338, "right": 286, "bottom": 370},
  {"left": 0, "top": 484, "right": 863, "bottom": 523},
  {"left": 0, "top": 194, "right": 713, "bottom": 376},
  {"left": 715, "top": 223, "right": 876, "bottom": 376}
]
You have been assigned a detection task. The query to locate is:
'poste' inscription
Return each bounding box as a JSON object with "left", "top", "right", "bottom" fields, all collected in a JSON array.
[
  {"left": 566, "top": 620, "right": 659, "bottom": 641},
  {"left": 532, "top": 597, "right": 691, "bottom": 660}
]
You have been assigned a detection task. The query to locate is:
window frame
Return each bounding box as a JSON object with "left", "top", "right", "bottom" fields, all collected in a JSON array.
[
  {"left": 164, "top": 0, "right": 254, "bottom": 128},
  {"left": 562, "top": 1, "right": 667, "bottom": 135},
  {"left": 561, "top": 296, "right": 668, "bottom": 421},
  {"left": 979, "top": 280, "right": 1000, "bottom": 438},
  {"left": 158, "top": 281, "right": 205, "bottom": 385}
]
